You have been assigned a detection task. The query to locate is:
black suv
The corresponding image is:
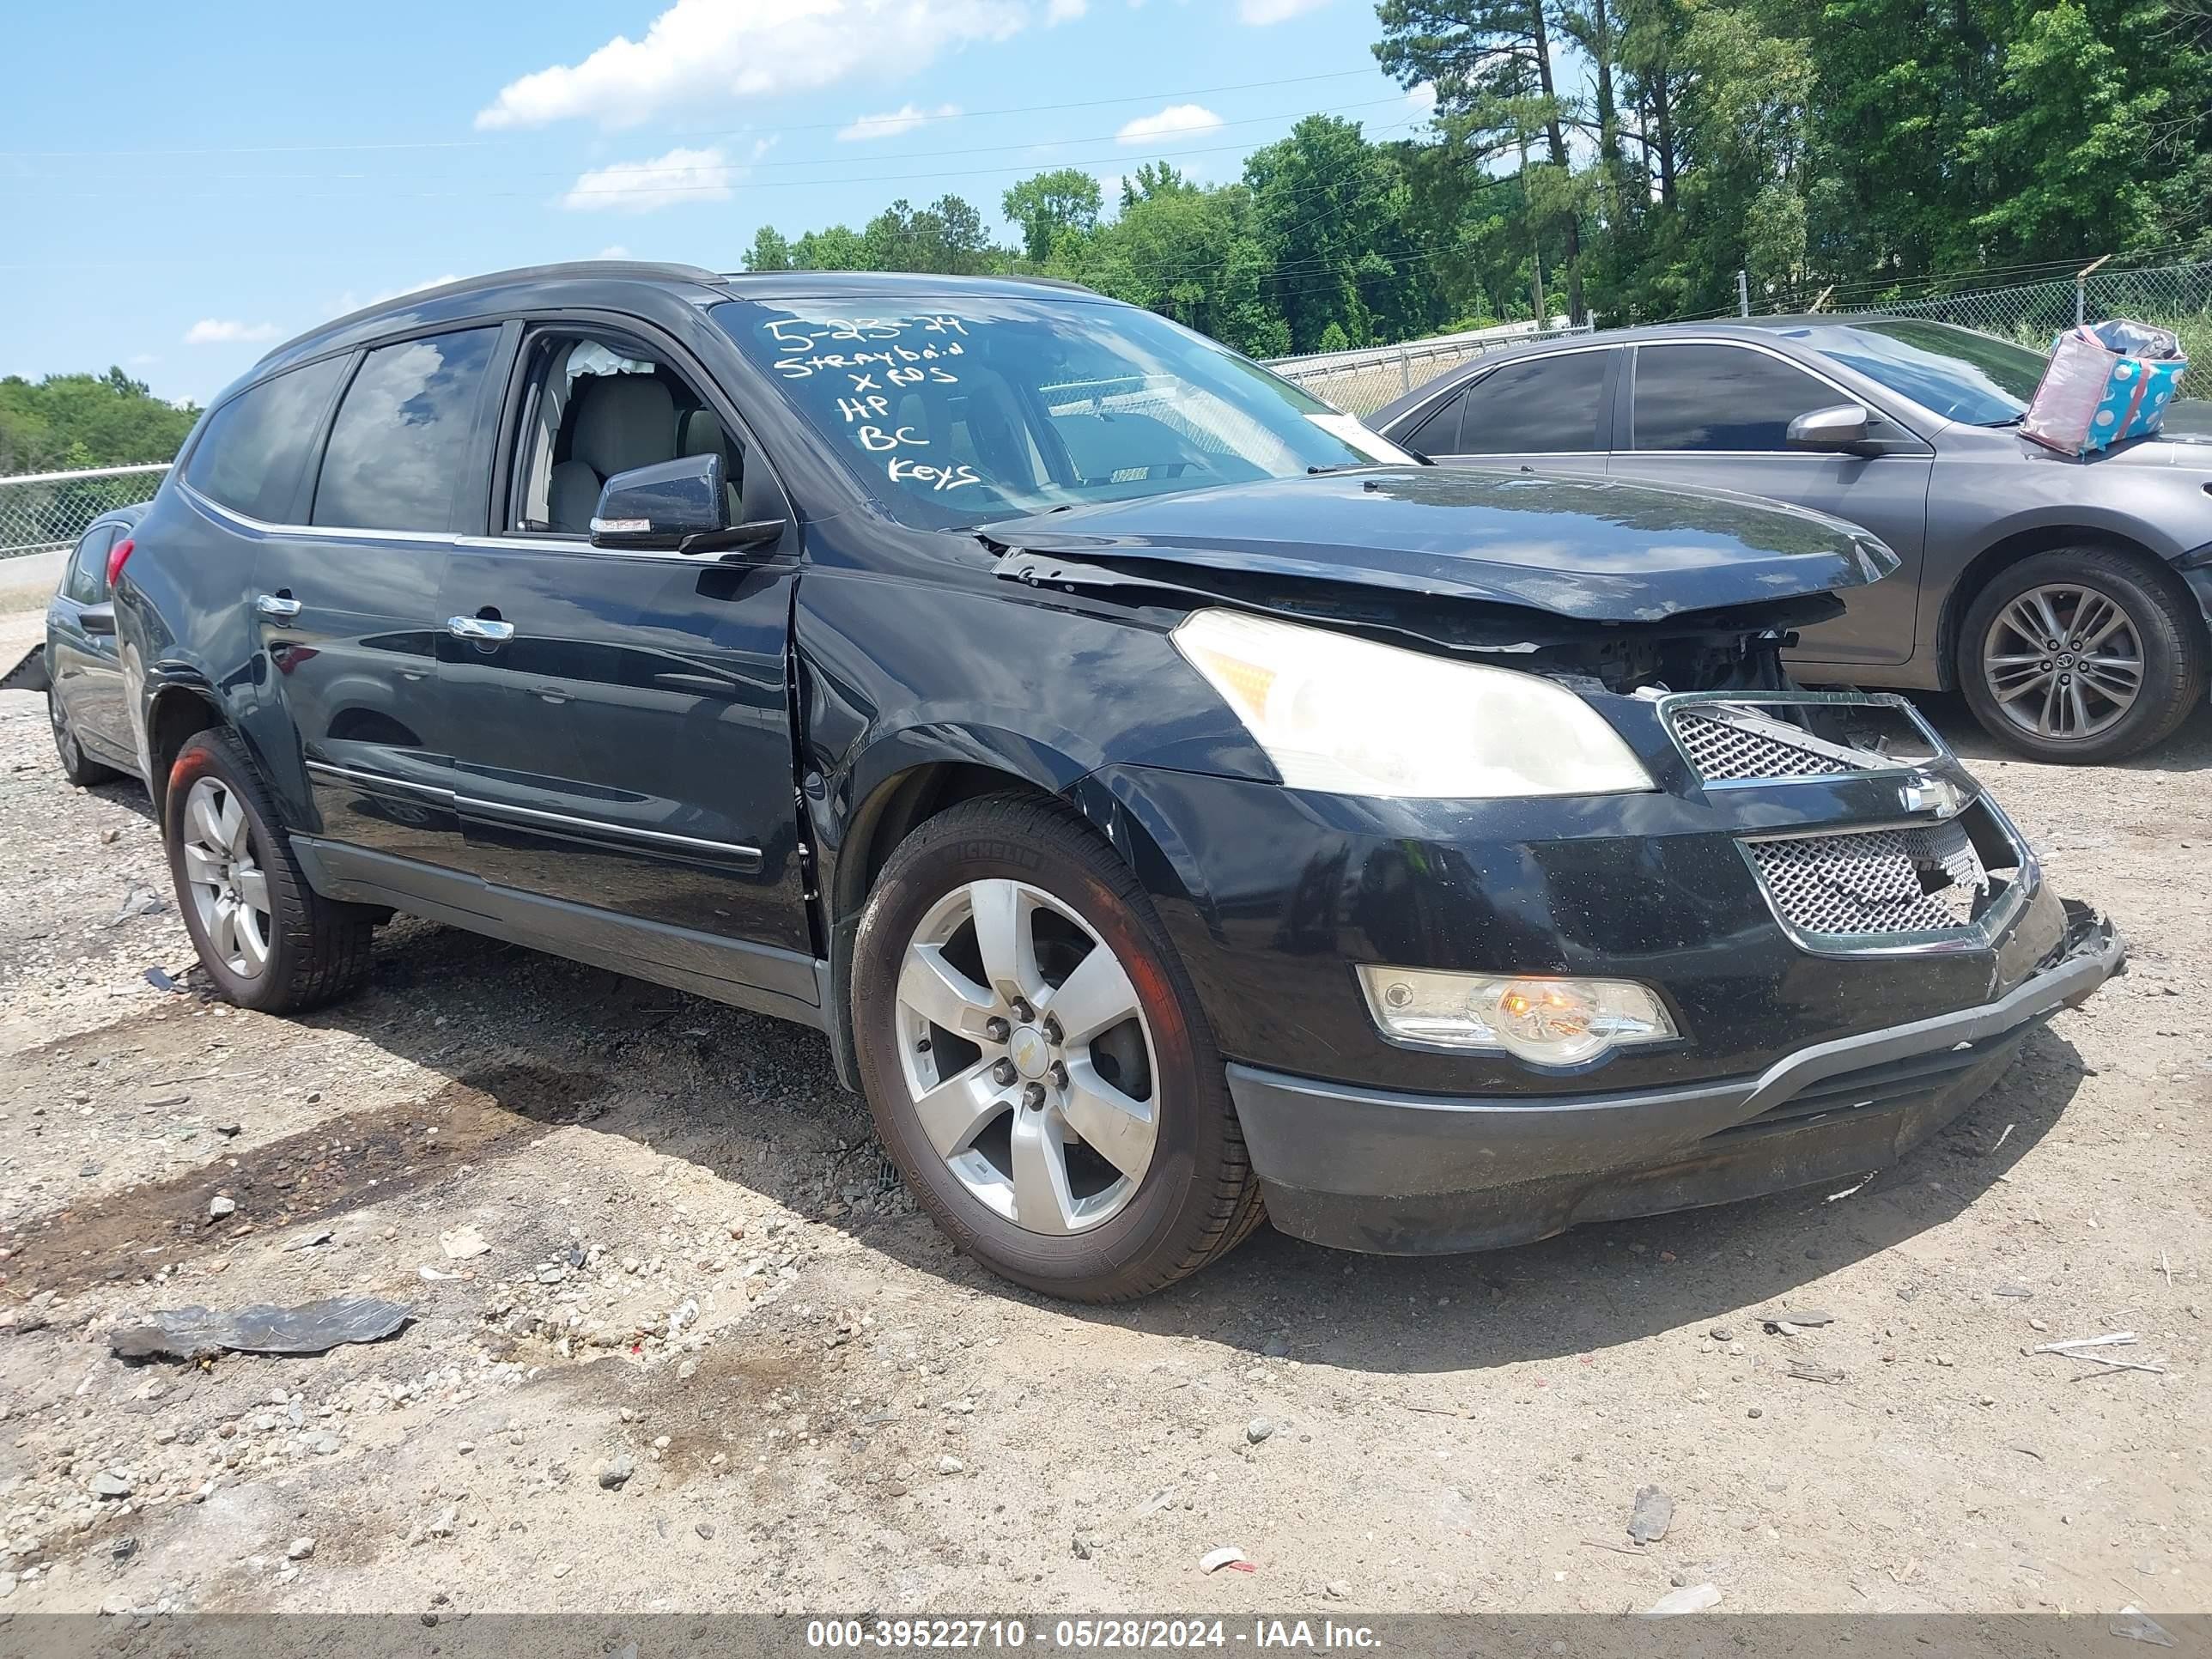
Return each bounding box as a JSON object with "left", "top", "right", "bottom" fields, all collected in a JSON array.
[{"left": 116, "top": 263, "right": 2121, "bottom": 1300}]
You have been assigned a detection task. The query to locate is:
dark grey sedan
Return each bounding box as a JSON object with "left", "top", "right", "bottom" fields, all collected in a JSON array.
[
  {"left": 1368, "top": 318, "right": 2212, "bottom": 762},
  {"left": 15, "top": 502, "right": 149, "bottom": 785}
]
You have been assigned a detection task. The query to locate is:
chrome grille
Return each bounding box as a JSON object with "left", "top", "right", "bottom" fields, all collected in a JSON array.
[
  {"left": 1747, "top": 819, "right": 1990, "bottom": 940},
  {"left": 1674, "top": 711, "right": 1859, "bottom": 781}
]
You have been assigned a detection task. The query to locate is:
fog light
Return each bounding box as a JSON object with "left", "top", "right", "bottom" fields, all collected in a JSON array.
[{"left": 1357, "top": 967, "right": 1676, "bottom": 1066}]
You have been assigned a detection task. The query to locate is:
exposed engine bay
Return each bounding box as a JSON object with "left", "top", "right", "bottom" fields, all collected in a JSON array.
[{"left": 990, "top": 546, "right": 1838, "bottom": 698}]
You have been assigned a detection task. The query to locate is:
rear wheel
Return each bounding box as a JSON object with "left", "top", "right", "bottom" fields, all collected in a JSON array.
[
  {"left": 163, "top": 728, "right": 377, "bottom": 1012},
  {"left": 50, "top": 689, "right": 121, "bottom": 786},
  {"left": 852, "top": 796, "right": 1264, "bottom": 1301},
  {"left": 1959, "top": 547, "right": 2204, "bottom": 763}
]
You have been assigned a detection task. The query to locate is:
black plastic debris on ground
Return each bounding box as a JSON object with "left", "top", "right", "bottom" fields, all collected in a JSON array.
[{"left": 108, "top": 1296, "right": 412, "bottom": 1361}]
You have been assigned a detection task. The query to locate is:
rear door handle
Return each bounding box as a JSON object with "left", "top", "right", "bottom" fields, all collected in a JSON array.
[
  {"left": 447, "top": 615, "right": 514, "bottom": 642},
  {"left": 255, "top": 592, "right": 301, "bottom": 619}
]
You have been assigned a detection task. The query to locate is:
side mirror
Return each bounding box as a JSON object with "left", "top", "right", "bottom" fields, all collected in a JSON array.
[
  {"left": 591, "top": 453, "right": 785, "bottom": 555},
  {"left": 1786, "top": 403, "right": 1874, "bottom": 453},
  {"left": 79, "top": 601, "right": 116, "bottom": 636},
  {"left": 590, "top": 453, "right": 728, "bottom": 552}
]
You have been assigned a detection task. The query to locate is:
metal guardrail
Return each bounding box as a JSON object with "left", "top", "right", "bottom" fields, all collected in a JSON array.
[
  {"left": 0, "top": 462, "right": 168, "bottom": 558},
  {"left": 1267, "top": 322, "right": 1594, "bottom": 418}
]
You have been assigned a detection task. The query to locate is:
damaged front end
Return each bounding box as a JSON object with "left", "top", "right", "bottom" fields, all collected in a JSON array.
[
  {"left": 993, "top": 544, "right": 1835, "bottom": 698},
  {"left": 988, "top": 483, "right": 2124, "bottom": 1254}
]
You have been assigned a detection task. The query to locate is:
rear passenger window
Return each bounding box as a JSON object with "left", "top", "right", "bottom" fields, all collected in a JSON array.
[
  {"left": 184, "top": 356, "right": 348, "bottom": 522},
  {"left": 1401, "top": 390, "right": 1465, "bottom": 455},
  {"left": 313, "top": 328, "right": 499, "bottom": 532},
  {"left": 65, "top": 526, "right": 117, "bottom": 603},
  {"left": 1459, "top": 352, "right": 1611, "bottom": 453}
]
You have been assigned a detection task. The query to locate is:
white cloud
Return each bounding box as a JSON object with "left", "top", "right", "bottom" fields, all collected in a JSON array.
[
  {"left": 127, "top": 352, "right": 160, "bottom": 366},
  {"left": 1406, "top": 82, "right": 1437, "bottom": 116},
  {"left": 1048, "top": 0, "right": 1086, "bottom": 19},
  {"left": 561, "top": 145, "right": 736, "bottom": 213},
  {"left": 1115, "top": 103, "right": 1224, "bottom": 145},
  {"left": 1238, "top": 0, "right": 1329, "bottom": 21},
  {"left": 836, "top": 103, "right": 959, "bottom": 143},
  {"left": 476, "top": 0, "right": 1026, "bottom": 131},
  {"left": 596, "top": 244, "right": 634, "bottom": 259},
  {"left": 183, "top": 319, "right": 280, "bottom": 346}
]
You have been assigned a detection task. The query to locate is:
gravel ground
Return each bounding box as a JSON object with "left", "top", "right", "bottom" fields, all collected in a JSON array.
[{"left": 0, "top": 604, "right": 2206, "bottom": 1624}]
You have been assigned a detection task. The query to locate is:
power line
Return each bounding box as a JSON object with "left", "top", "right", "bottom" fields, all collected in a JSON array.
[
  {"left": 0, "top": 69, "right": 1389, "bottom": 161},
  {"left": 3, "top": 129, "right": 1438, "bottom": 208},
  {"left": 9, "top": 98, "right": 1413, "bottom": 193}
]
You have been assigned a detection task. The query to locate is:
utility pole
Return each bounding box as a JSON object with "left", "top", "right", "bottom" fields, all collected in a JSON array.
[
  {"left": 1521, "top": 131, "right": 1545, "bottom": 328},
  {"left": 1736, "top": 269, "right": 1751, "bottom": 318}
]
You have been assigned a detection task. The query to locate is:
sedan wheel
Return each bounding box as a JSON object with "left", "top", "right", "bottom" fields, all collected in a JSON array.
[
  {"left": 1979, "top": 581, "right": 2142, "bottom": 743},
  {"left": 48, "top": 688, "right": 118, "bottom": 786},
  {"left": 180, "top": 775, "right": 275, "bottom": 977},
  {"left": 1959, "top": 548, "right": 2205, "bottom": 764},
  {"left": 894, "top": 878, "right": 1160, "bottom": 1236}
]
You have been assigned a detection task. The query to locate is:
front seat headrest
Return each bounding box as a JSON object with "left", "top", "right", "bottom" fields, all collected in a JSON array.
[{"left": 570, "top": 375, "right": 678, "bottom": 481}]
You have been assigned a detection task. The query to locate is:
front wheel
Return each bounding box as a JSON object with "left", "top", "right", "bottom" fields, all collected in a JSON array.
[
  {"left": 1959, "top": 548, "right": 2205, "bottom": 763},
  {"left": 851, "top": 796, "right": 1264, "bottom": 1301}
]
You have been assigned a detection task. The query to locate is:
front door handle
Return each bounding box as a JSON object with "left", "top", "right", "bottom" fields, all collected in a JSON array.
[
  {"left": 255, "top": 592, "right": 301, "bottom": 619},
  {"left": 447, "top": 615, "right": 514, "bottom": 642}
]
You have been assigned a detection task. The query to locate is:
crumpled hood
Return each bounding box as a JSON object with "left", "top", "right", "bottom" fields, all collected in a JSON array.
[{"left": 982, "top": 466, "right": 1898, "bottom": 623}]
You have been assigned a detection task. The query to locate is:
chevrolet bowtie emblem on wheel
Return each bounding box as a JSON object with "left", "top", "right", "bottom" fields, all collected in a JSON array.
[{"left": 1899, "top": 776, "right": 1966, "bottom": 817}]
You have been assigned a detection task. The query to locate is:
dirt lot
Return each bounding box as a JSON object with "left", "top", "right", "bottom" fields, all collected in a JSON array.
[{"left": 0, "top": 604, "right": 2205, "bottom": 1624}]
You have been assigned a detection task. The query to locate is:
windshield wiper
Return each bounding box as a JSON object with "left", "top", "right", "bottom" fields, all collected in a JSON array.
[{"left": 1977, "top": 412, "right": 2027, "bottom": 428}]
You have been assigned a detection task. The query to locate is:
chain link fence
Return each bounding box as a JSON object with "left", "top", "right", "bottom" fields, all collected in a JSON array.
[
  {"left": 0, "top": 463, "right": 168, "bottom": 559},
  {"left": 1267, "top": 321, "right": 1594, "bottom": 418},
  {"left": 1862, "top": 258, "right": 2212, "bottom": 365}
]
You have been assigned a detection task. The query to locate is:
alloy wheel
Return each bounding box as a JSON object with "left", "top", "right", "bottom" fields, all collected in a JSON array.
[
  {"left": 892, "top": 878, "right": 1160, "bottom": 1236},
  {"left": 181, "top": 775, "right": 274, "bottom": 978},
  {"left": 1980, "top": 581, "right": 2143, "bottom": 743}
]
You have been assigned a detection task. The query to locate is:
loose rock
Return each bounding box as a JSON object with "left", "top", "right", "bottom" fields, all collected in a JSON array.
[{"left": 1627, "top": 1485, "right": 1674, "bottom": 1544}]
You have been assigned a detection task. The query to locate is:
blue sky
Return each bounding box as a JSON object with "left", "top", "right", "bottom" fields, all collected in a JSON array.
[{"left": 0, "top": 0, "right": 1432, "bottom": 407}]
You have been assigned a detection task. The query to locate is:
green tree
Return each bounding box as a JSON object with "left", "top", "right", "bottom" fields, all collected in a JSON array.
[
  {"left": 1002, "top": 168, "right": 1104, "bottom": 264},
  {"left": 1375, "top": 0, "right": 1590, "bottom": 320},
  {"left": 743, "top": 226, "right": 797, "bottom": 271},
  {"left": 0, "top": 368, "right": 199, "bottom": 476},
  {"left": 791, "top": 224, "right": 871, "bottom": 270},
  {"left": 860, "top": 196, "right": 1003, "bottom": 274}
]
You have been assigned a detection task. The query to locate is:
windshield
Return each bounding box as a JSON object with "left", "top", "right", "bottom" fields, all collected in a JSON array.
[
  {"left": 714, "top": 295, "right": 1413, "bottom": 529},
  {"left": 1797, "top": 319, "right": 2048, "bottom": 426}
]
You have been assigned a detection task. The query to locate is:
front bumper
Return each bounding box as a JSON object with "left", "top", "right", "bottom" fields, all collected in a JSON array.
[{"left": 1230, "top": 902, "right": 2122, "bottom": 1254}]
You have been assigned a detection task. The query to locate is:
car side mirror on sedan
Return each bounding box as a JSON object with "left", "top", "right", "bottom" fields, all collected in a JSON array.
[
  {"left": 1785, "top": 403, "right": 1875, "bottom": 453},
  {"left": 590, "top": 453, "right": 784, "bottom": 555},
  {"left": 78, "top": 601, "right": 117, "bottom": 636}
]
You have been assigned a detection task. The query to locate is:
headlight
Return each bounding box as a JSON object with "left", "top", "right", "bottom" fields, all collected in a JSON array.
[
  {"left": 1358, "top": 967, "right": 1677, "bottom": 1065},
  {"left": 1173, "top": 609, "right": 1653, "bottom": 799}
]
